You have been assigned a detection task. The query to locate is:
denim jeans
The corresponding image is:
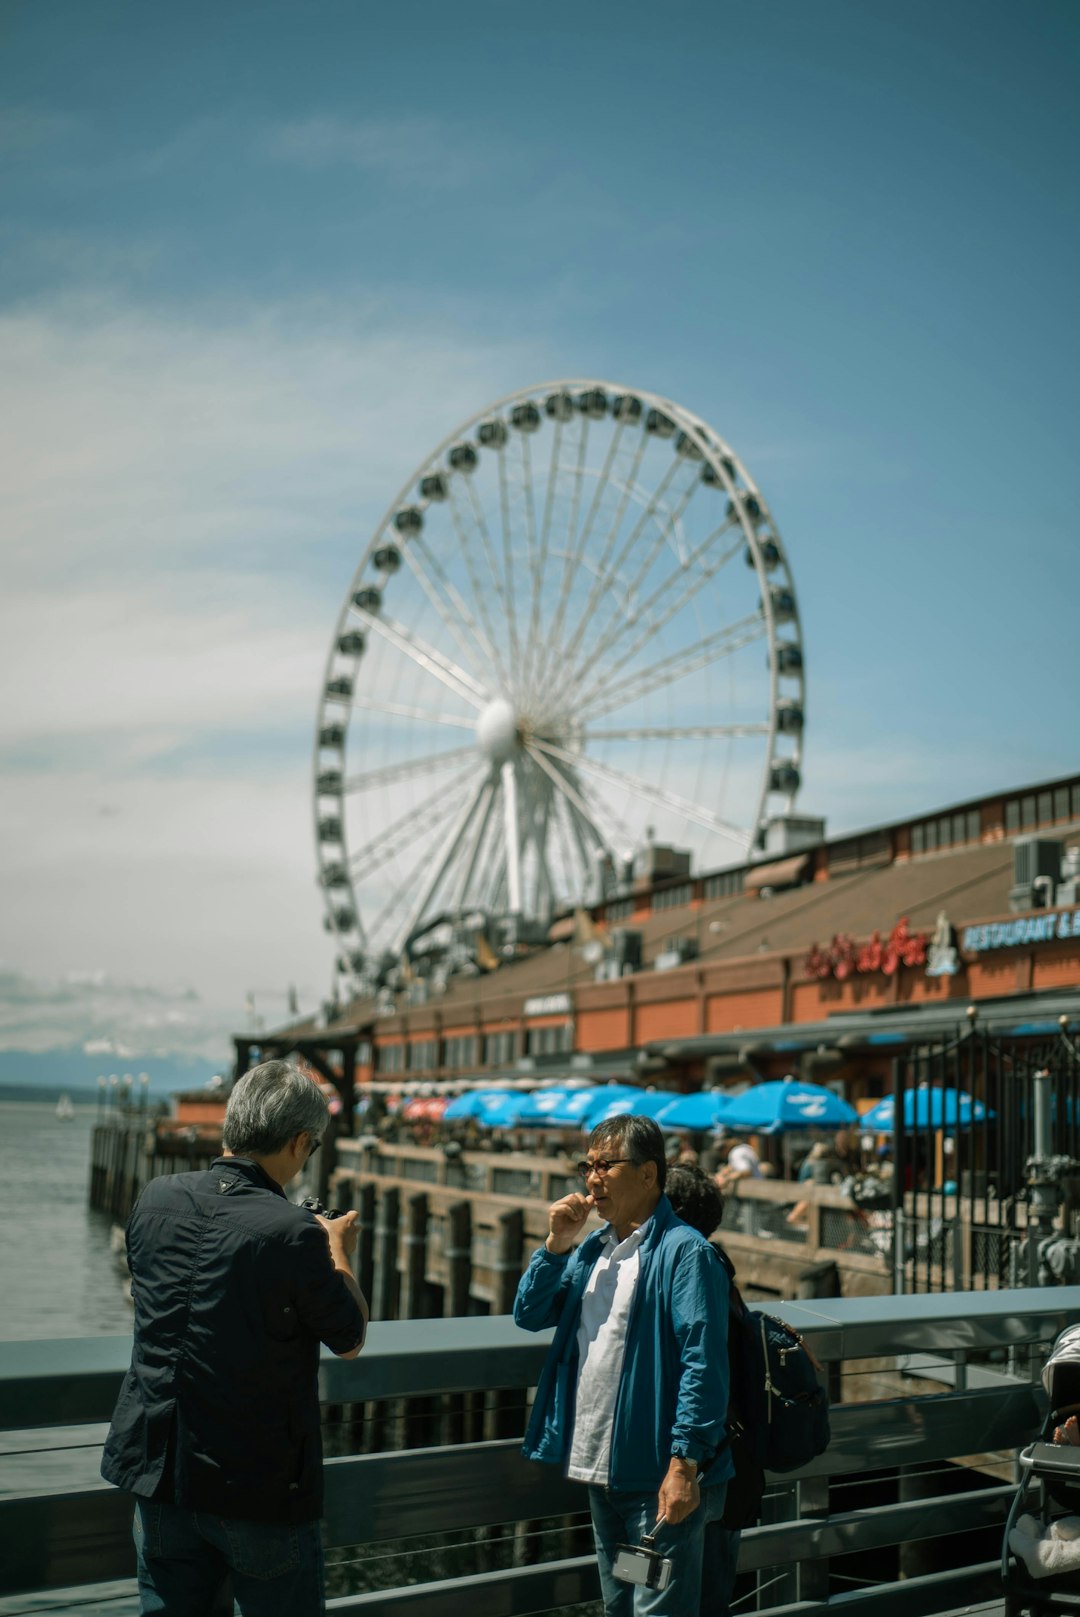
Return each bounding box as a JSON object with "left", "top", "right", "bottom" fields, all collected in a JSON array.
[
  {"left": 133, "top": 1498, "right": 325, "bottom": 1617},
  {"left": 587, "top": 1482, "right": 731, "bottom": 1617}
]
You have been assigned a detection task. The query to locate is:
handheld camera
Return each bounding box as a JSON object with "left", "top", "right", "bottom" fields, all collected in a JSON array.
[{"left": 612, "top": 1517, "right": 672, "bottom": 1591}]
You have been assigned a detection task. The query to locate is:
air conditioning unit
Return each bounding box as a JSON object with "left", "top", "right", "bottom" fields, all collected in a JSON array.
[
  {"left": 1009, "top": 836, "right": 1062, "bottom": 912},
  {"left": 655, "top": 938, "right": 700, "bottom": 972},
  {"left": 610, "top": 929, "right": 643, "bottom": 972}
]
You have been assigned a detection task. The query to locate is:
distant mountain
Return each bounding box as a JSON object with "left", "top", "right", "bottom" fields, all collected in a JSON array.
[{"left": 0, "top": 1046, "right": 225, "bottom": 1097}]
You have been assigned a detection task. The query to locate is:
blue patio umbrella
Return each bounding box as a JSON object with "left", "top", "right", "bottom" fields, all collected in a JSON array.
[
  {"left": 517, "top": 1080, "right": 646, "bottom": 1131},
  {"left": 473, "top": 1094, "right": 532, "bottom": 1129},
  {"left": 654, "top": 1090, "right": 732, "bottom": 1132},
  {"left": 443, "top": 1089, "right": 518, "bottom": 1122},
  {"left": 860, "top": 1087, "right": 992, "bottom": 1133},
  {"left": 585, "top": 1089, "right": 681, "bottom": 1126},
  {"left": 720, "top": 1080, "right": 858, "bottom": 1135}
]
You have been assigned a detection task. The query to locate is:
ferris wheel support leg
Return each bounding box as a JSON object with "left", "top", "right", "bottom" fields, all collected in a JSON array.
[{"left": 501, "top": 760, "right": 523, "bottom": 915}]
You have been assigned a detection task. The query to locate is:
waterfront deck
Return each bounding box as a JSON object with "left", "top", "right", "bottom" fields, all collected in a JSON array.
[{"left": 3, "top": 1287, "right": 1080, "bottom": 1616}]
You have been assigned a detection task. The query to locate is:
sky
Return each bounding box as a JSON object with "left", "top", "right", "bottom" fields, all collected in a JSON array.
[{"left": 1, "top": 0, "right": 1077, "bottom": 1066}]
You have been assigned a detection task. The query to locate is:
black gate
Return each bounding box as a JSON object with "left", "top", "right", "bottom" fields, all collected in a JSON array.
[{"left": 889, "top": 1019, "right": 1080, "bottom": 1293}]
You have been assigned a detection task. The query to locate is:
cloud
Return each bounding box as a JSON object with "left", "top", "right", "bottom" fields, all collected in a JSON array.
[
  {"left": 0, "top": 964, "right": 224, "bottom": 1058},
  {"left": 0, "top": 287, "right": 546, "bottom": 1047},
  {"left": 258, "top": 115, "right": 489, "bottom": 188}
]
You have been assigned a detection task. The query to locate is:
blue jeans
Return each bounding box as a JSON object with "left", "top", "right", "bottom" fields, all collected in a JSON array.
[
  {"left": 133, "top": 1498, "right": 325, "bottom": 1617},
  {"left": 588, "top": 1483, "right": 731, "bottom": 1617}
]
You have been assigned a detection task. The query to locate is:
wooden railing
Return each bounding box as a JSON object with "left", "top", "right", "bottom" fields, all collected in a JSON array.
[{"left": 4, "top": 1289, "right": 1080, "bottom": 1616}]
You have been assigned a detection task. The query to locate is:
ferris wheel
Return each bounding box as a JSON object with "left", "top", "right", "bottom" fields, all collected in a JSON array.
[{"left": 314, "top": 379, "right": 806, "bottom": 982}]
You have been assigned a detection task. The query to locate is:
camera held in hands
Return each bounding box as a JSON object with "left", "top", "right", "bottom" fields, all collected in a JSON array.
[
  {"left": 612, "top": 1517, "right": 672, "bottom": 1591},
  {"left": 299, "top": 1195, "right": 343, "bottom": 1221}
]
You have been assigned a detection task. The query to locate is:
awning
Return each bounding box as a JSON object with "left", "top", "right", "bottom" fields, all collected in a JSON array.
[{"left": 743, "top": 853, "right": 810, "bottom": 893}]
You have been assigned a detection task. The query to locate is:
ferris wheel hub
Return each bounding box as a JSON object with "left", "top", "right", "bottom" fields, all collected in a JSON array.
[{"left": 476, "top": 697, "right": 519, "bottom": 765}]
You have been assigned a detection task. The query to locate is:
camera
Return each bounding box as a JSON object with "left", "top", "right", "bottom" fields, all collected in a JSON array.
[
  {"left": 612, "top": 1541, "right": 673, "bottom": 1591},
  {"left": 299, "top": 1195, "right": 343, "bottom": 1220}
]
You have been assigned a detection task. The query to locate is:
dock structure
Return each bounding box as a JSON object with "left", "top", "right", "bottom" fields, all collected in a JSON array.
[{"left": 2, "top": 1286, "right": 1077, "bottom": 1616}]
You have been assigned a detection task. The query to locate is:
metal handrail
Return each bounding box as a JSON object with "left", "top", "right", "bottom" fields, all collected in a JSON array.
[{"left": 3, "top": 1287, "right": 1080, "bottom": 1617}]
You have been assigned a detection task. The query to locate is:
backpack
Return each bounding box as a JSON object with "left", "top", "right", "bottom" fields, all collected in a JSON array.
[{"left": 716, "top": 1251, "right": 831, "bottom": 1529}]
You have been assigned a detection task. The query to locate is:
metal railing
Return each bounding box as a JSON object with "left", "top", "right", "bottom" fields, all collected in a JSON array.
[{"left": 3, "top": 1288, "right": 1080, "bottom": 1617}]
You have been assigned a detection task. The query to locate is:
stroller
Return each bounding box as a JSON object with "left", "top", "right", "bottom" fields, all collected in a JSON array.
[{"left": 1003, "top": 1324, "right": 1080, "bottom": 1615}]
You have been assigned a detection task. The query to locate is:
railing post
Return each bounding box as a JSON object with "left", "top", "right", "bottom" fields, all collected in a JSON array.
[
  {"left": 403, "top": 1193, "right": 430, "bottom": 1321},
  {"left": 492, "top": 1208, "right": 525, "bottom": 1440},
  {"left": 374, "top": 1186, "right": 400, "bottom": 1322},
  {"left": 355, "top": 1180, "right": 376, "bottom": 1304},
  {"left": 445, "top": 1200, "right": 473, "bottom": 1318}
]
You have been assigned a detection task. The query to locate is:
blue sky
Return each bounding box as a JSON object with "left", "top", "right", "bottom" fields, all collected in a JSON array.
[{"left": 1, "top": 0, "right": 1077, "bottom": 1060}]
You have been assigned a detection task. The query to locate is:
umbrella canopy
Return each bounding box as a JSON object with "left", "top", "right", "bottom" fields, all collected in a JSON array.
[
  {"left": 401, "top": 1096, "right": 448, "bottom": 1121},
  {"left": 522, "top": 1084, "right": 643, "bottom": 1129},
  {"left": 443, "top": 1089, "right": 518, "bottom": 1122},
  {"left": 860, "top": 1087, "right": 993, "bottom": 1133},
  {"left": 654, "top": 1090, "right": 732, "bottom": 1132},
  {"left": 720, "top": 1080, "right": 858, "bottom": 1135},
  {"left": 513, "top": 1085, "right": 598, "bottom": 1126},
  {"left": 586, "top": 1089, "right": 680, "bottom": 1126},
  {"left": 474, "top": 1094, "right": 532, "bottom": 1129}
]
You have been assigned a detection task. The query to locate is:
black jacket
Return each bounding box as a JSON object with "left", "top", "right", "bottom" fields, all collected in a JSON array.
[{"left": 101, "top": 1156, "right": 365, "bottom": 1523}]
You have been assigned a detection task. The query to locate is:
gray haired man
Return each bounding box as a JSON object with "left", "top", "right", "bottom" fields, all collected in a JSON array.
[{"left": 102, "top": 1060, "right": 368, "bottom": 1616}]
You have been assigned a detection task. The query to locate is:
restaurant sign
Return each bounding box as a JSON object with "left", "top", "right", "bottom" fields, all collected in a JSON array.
[
  {"left": 523, "top": 992, "right": 572, "bottom": 1018},
  {"left": 804, "top": 916, "right": 929, "bottom": 981},
  {"left": 962, "top": 907, "right": 1080, "bottom": 955}
]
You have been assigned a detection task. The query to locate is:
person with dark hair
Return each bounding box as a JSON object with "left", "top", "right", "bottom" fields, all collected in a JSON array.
[
  {"left": 101, "top": 1061, "right": 369, "bottom": 1616},
  {"left": 514, "top": 1114, "right": 732, "bottom": 1616},
  {"left": 663, "top": 1164, "right": 744, "bottom": 1617}
]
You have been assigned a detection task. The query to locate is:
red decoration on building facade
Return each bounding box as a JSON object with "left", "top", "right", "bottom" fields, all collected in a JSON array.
[{"left": 804, "top": 917, "right": 929, "bottom": 981}]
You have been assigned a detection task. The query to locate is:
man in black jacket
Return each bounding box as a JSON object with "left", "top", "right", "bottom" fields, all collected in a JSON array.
[{"left": 101, "top": 1060, "right": 368, "bottom": 1616}]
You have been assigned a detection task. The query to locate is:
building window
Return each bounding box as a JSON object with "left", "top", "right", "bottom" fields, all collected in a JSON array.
[
  {"left": 925, "top": 820, "right": 937, "bottom": 852},
  {"left": 1054, "top": 787, "right": 1070, "bottom": 822},
  {"left": 1038, "top": 791, "right": 1053, "bottom": 826},
  {"left": 408, "top": 1039, "right": 438, "bottom": 1071},
  {"left": 1021, "top": 795, "right": 1036, "bottom": 829},
  {"left": 377, "top": 1044, "right": 404, "bottom": 1074},
  {"left": 1006, "top": 799, "right": 1021, "bottom": 834},
  {"left": 605, "top": 897, "right": 634, "bottom": 922},
  {"left": 911, "top": 824, "right": 924, "bottom": 854},
  {"left": 952, "top": 814, "right": 966, "bottom": 846},
  {"left": 444, "top": 1034, "right": 478, "bottom": 1068},
  {"left": 654, "top": 882, "right": 692, "bottom": 911},
  {"left": 1073, "top": 783, "right": 1080, "bottom": 819},
  {"left": 524, "top": 1022, "right": 573, "bottom": 1056},
  {"left": 703, "top": 869, "right": 744, "bottom": 899},
  {"left": 966, "top": 809, "right": 981, "bottom": 842},
  {"left": 482, "top": 1029, "right": 517, "bottom": 1067}
]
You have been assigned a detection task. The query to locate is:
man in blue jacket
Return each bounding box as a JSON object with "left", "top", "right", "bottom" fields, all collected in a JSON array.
[{"left": 514, "top": 1114, "right": 732, "bottom": 1616}]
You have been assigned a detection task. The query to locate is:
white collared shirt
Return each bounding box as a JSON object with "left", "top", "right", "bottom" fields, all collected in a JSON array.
[{"left": 566, "top": 1219, "right": 650, "bottom": 1484}]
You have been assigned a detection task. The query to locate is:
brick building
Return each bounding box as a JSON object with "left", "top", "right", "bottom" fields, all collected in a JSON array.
[{"left": 240, "top": 770, "right": 1080, "bottom": 1123}]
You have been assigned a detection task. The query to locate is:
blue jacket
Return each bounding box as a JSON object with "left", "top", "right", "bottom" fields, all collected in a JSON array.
[{"left": 513, "top": 1195, "right": 733, "bottom": 1493}]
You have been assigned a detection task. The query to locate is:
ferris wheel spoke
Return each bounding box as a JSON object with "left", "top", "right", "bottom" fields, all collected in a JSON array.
[
  {"left": 459, "top": 476, "right": 519, "bottom": 676},
  {"left": 530, "top": 737, "right": 752, "bottom": 849},
  {"left": 560, "top": 453, "right": 689, "bottom": 681},
  {"left": 453, "top": 776, "right": 498, "bottom": 911},
  {"left": 347, "top": 768, "right": 476, "bottom": 878},
  {"left": 439, "top": 491, "right": 513, "bottom": 691},
  {"left": 517, "top": 430, "right": 541, "bottom": 680},
  {"left": 524, "top": 741, "right": 626, "bottom": 852},
  {"left": 561, "top": 515, "right": 742, "bottom": 710},
  {"left": 534, "top": 415, "right": 623, "bottom": 694},
  {"left": 395, "top": 771, "right": 496, "bottom": 951},
  {"left": 569, "top": 517, "right": 746, "bottom": 695},
  {"left": 584, "top": 721, "right": 771, "bottom": 742},
  {"left": 402, "top": 527, "right": 507, "bottom": 685},
  {"left": 522, "top": 415, "right": 568, "bottom": 695},
  {"left": 358, "top": 611, "right": 489, "bottom": 708},
  {"left": 495, "top": 441, "right": 523, "bottom": 676},
  {"left": 350, "top": 696, "right": 476, "bottom": 730},
  {"left": 558, "top": 428, "right": 652, "bottom": 673},
  {"left": 570, "top": 613, "right": 766, "bottom": 724},
  {"left": 344, "top": 743, "right": 476, "bottom": 795}
]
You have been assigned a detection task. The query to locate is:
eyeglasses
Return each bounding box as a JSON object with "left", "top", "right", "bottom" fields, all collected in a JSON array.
[
  {"left": 576, "top": 1157, "right": 632, "bottom": 1180},
  {"left": 306, "top": 1136, "right": 321, "bottom": 1159}
]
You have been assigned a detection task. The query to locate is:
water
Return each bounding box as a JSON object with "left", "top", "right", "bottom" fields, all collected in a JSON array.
[{"left": 0, "top": 1100, "right": 134, "bottom": 1341}]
